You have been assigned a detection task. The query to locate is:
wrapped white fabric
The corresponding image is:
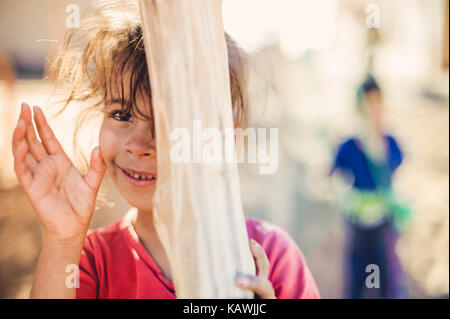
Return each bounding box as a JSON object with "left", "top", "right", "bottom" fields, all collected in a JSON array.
[{"left": 139, "top": 0, "right": 255, "bottom": 298}]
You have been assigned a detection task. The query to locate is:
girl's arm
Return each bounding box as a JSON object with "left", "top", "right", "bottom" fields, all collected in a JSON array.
[
  {"left": 30, "top": 235, "right": 85, "bottom": 298},
  {"left": 12, "top": 103, "right": 105, "bottom": 298}
]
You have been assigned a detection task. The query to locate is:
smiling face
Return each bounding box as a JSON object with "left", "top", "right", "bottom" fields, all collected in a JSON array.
[
  {"left": 90, "top": 26, "right": 247, "bottom": 213},
  {"left": 99, "top": 68, "right": 157, "bottom": 212}
]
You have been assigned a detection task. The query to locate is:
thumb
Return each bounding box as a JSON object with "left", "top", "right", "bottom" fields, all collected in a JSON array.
[{"left": 83, "top": 146, "right": 106, "bottom": 192}]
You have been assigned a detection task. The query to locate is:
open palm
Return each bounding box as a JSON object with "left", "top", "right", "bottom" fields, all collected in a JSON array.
[{"left": 12, "top": 103, "right": 106, "bottom": 243}]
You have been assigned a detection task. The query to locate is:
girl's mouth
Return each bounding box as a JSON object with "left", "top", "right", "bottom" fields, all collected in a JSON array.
[{"left": 120, "top": 167, "right": 157, "bottom": 187}]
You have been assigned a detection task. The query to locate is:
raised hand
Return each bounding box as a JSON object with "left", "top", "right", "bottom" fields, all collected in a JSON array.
[{"left": 12, "top": 103, "right": 106, "bottom": 244}]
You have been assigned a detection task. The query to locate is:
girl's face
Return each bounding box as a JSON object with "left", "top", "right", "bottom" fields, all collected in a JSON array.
[{"left": 99, "top": 72, "right": 157, "bottom": 212}]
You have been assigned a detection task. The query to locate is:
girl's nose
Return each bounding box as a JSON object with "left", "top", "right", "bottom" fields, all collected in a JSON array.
[
  {"left": 125, "top": 123, "right": 156, "bottom": 158},
  {"left": 126, "top": 146, "right": 156, "bottom": 158}
]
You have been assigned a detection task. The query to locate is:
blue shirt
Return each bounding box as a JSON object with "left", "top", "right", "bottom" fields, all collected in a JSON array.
[{"left": 331, "top": 135, "right": 403, "bottom": 191}]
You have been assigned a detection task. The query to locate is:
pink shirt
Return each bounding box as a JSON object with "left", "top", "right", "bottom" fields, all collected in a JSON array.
[{"left": 76, "top": 210, "right": 320, "bottom": 299}]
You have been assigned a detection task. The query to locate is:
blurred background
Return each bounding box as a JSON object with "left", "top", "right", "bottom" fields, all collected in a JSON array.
[{"left": 0, "top": 0, "right": 448, "bottom": 298}]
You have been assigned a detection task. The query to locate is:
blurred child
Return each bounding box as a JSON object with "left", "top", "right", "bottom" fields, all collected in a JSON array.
[
  {"left": 330, "top": 74, "right": 410, "bottom": 298},
  {"left": 12, "top": 1, "right": 319, "bottom": 299}
]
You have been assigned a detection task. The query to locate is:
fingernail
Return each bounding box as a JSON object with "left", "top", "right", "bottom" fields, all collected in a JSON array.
[
  {"left": 250, "top": 239, "right": 257, "bottom": 246},
  {"left": 18, "top": 118, "right": 25, "bottom": 126}
]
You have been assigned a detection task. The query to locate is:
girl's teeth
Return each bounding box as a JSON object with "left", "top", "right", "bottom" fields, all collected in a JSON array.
[{"left": 127, "top": 171, "right": 155, "bottom": 180}]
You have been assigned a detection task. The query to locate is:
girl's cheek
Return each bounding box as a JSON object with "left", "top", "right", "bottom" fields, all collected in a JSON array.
[{"left": 99, "top": 121, "right": 122, "bottom": 165}]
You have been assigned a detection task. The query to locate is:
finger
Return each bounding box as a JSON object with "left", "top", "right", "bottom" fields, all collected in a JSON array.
[
  {"left": 13, "top": 129, "right": 36, "bottom": 176},
  {"left": 27, "top": 124, "right": 48, "bottom": 161},
  {"left": 12, "top": 105, "right": 27, "bottom": 151},
  {"left": 13, "top": 138, "right": 33, "bottom": 189},
  {"left": 83, "top": 147, "right": 106, "bottom": 192},
  {"left": 22, "top": 104, "right": 47, "bottom": 161},
  {"left": 33, "top": 105, "right": 63, "bottom": 155},
  {"left": 21, "top": 102, "right": 32, "bottom": 124},
  {"left": 235, "top": 274, "right": 276, "bottom": 299},
  {"left": 250, "top": 239, "right": 270, "bottom": 279},
  {"left": 12, "top": 104, "right": 34, "bottom": 188}
]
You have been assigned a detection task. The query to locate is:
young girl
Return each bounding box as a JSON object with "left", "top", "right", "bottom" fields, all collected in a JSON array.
[{"left": 12, "top": 1, "right": 319, "bottom": 299}]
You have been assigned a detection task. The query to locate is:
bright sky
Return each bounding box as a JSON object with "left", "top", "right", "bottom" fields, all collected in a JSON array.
[{"left": 222, "top": 0, "right": 338, "bottom": 59}]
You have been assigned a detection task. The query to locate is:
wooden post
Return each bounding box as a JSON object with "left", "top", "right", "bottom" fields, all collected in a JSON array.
[{"left": 139, "top": 0, "right": 255, "bottom": 298}]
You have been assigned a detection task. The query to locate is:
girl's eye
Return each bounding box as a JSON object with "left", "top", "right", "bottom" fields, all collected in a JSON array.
[{"left": 110, "top": 110, "right": 132, "bottom": 122}]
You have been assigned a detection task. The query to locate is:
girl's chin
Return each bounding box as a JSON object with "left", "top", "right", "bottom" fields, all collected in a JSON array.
[
  {"left": 125, "top": 196, "right": 155, "bottom": 211},
  {"left": 110, "top": 177, "right": 156, "bottom": 209}
]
